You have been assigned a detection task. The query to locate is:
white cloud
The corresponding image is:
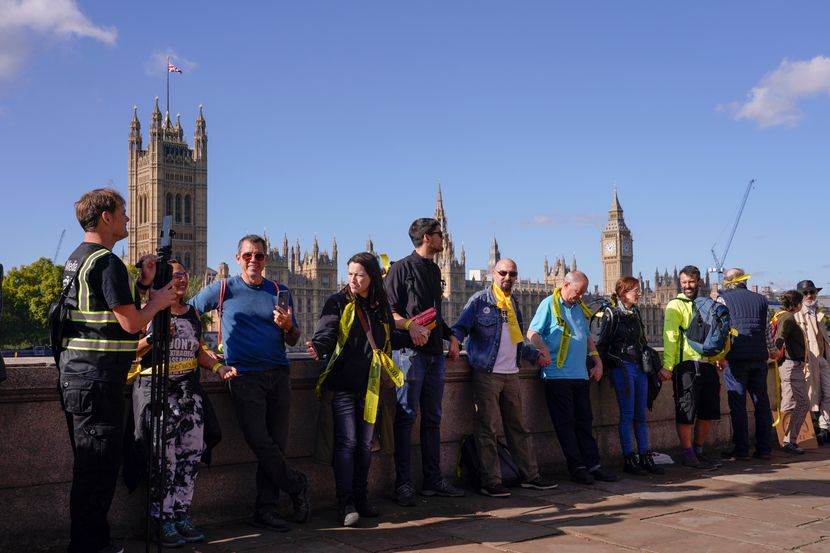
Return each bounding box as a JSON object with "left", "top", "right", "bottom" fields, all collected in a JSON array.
[
  {"left": 0, "top": 0, "right": 116, "bottom": 82},
  {"left": 523, "top": 213, "right": 603, "bottom": 228},
  {"left": 722, "top": 55, "right": 830, "bottom": 128},
  {"left": 144, "top": 49, "right": 196, "bottom": 77}
]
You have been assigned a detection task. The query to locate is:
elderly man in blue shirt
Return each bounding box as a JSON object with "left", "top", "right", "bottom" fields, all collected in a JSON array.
[
  {"left": 527, "top": 271, "right": 617, "bottom": 485},
  {"left": 449, "top": 259, "right": 558, "bottom": 497}
]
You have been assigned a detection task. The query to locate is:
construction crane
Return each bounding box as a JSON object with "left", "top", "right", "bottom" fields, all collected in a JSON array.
[
  {"left": 53, "top": 229, "right": 66, "bottom": 264},
  {"left": 709, "top": 179, "right": 755, "bottom": 285}
]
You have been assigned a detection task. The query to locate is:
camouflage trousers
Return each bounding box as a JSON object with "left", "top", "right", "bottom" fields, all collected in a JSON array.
[{"left": 151, "top": 381, "right": 204, "bottom": 520}]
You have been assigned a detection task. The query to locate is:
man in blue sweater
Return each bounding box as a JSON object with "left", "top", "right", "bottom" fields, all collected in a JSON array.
[{"left": 190, "top": 235, "right": 309, "bottom": 531}]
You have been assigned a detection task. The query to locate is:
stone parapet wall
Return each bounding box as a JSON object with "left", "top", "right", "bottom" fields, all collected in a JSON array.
[{"left": 0, "top": 355, "right": 756, "bottom": 550}]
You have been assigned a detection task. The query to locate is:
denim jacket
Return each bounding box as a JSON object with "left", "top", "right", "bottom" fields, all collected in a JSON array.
[{"left": 451, "top": 287, "right": 540, "bottom": 372}]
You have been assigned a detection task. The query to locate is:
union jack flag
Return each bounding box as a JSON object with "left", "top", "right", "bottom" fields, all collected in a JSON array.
[{"left": 168, "top": 64, "right": 183, "bottom": 73}]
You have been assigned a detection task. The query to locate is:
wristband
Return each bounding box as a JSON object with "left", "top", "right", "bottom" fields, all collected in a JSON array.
[
  {"left": 212, "top": 362, "right": 223, "bottom": 373},
  {"left": 404, "top": 319, "right": 413, "bottom": 330},
  {"left": 589, "top": 351, "right": 599, "bottom": 357},
  {"left": 145, "top": 333, "right": 154, "bottom": 345}
]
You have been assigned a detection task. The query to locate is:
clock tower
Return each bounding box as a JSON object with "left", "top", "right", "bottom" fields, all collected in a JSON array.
[{"left": 601, "top": 188, "right": 633, "bottom": 295}]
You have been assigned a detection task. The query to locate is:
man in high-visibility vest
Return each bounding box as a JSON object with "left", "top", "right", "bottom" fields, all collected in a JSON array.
[{"left": 58, "top": 188, "right": 177, "bottom": 553}]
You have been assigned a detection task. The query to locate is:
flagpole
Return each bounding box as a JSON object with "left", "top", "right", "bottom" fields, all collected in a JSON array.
[{"left": 166, "top": 56, "right": 170, "bottom": 115}]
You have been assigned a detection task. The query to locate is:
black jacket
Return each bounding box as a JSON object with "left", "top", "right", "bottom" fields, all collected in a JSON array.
[
  {"left": 721, "top": 285, "right": 768, "bottom": 362},
  {"left": 383, "top": 251, "right": 452, "bottom": 355}
]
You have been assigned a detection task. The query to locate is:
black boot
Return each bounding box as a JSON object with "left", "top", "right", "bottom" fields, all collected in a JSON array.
[
  {"left": 353, "top": 492, "right": 380, "bottom": 518},
  {"left": 337, "top": 497, "right": 359, "bottom": 527},
  {"left": 639, "top": 451, "right": 665, "bottom": 475},
  {"left": 623, "top": 453, "right": 647, "bottom": 475}
]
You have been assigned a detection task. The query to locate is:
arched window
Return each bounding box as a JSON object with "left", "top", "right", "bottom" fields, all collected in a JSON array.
[
  {"left": 175, "top": 194, "right": 182, "bottom": 223},
  {"left": 165, "top": 193, "right": 173, "bottom": 217},
  {"left": 184, "top": 195, "right": 192, "bottom": 224}
]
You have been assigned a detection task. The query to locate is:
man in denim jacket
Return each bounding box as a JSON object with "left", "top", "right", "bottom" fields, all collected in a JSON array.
[{"left": 449, "top": 259, "right": 558, "bottom": 497}]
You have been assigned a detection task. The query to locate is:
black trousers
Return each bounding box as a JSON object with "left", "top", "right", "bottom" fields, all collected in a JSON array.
[
  {"left": 61, "top": 377, "right": 124, "bottom": 553},
  {"left": 228, "top": 368, "right": 303, "bottom": 513},
  {"left": 542, "top": 378, "right": 601, "bottom": 474}
]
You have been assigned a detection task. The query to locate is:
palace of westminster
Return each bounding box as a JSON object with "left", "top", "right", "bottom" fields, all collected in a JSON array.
[{"left": 125, "top": 101, "right": 773, "bottom": 347}]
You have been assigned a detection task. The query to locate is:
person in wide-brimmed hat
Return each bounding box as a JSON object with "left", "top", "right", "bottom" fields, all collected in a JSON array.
[{"left": 794, "top": 279, "right": 830, "bottom": 444}]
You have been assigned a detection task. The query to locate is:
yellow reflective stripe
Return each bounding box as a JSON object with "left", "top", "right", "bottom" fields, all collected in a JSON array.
[
  {"left": 67, "top": 309, "right": 119, "bottom": 323},
  {"left": 77, "top": 248, "right": 110, "bottom": 312},
  {"left": 63, "top": 337, "right": 138, "bottom": 352},
  {"left": 315, "top": 302, "right": 355, "bottom": 398}
]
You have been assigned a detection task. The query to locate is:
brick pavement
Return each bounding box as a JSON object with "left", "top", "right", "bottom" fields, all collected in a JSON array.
[{"left": 45, "top": 447, "right": 830, "bottom": 552}]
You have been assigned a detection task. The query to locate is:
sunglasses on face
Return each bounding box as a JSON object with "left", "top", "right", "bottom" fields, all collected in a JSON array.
[
  {"left": 496, "top": 270, "right": 518, "bottom": 278},
  {"left": 172, "top": 271, "right": 187, "bottom": 279},
  {"left": 804, "top": 291, "right": 817, "bottom": 296},
  {"left": 241, "top": 252, "right": 266, "bottom": 261}
]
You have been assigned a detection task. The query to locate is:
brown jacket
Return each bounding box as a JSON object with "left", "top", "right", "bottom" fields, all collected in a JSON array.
[{"left": 794, "top": 307, "right": 830, "bottom": 412}]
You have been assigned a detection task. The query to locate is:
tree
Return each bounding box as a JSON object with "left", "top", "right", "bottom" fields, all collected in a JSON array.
[{"left": 0, "top": 258, "right": 63, "bottom": 348}]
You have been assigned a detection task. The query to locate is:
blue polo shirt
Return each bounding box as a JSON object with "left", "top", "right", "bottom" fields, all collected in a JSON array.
[
  {"left": 529, "top": 295, "right": 589, "bottom": 380},
  {"left": 189, "top": 275, "right": 298, "bottom": 372}
]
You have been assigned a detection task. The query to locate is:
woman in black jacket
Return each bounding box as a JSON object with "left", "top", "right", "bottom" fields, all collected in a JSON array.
[
  {"left": 306, "top": 252, "right": 404, "bottom": 526},
  {"left": 596, "top": 276, "right": 663, "bottom": 475}
]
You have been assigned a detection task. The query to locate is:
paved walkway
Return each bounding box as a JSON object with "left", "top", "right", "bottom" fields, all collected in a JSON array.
[{"left": 72, "top": 448, "right": 830, "bottom": 552}]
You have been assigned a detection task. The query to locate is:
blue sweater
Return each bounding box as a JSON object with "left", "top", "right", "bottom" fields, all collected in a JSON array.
[{"left": 189, "top": 276, "right": 298, "bottom": 371}]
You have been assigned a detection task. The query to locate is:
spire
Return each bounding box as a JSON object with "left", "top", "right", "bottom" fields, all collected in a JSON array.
[
  {"left": 313, "top": 236, "right": 319, "bottom": 257},
  {"left": 366, "top": 237, "right": 374, "bottom": 253},
  {"left": 129, "top": 106, "right": 142, "bottom": 150},
  {"left": 151, "top": 96, "right": 161, "bottom": 128},
  {"left": 175, "top": 112, "right": 183, "bottom": 141},
  {"left": 332, "top": 237, "right": 338, "bottom": 260},
  {"left": 571, "top": 254, "right": 577, "bottom": 272},
  {"left": 460, "top": 243, "right": 465, "bottom": 265},
  {"left": 194, "top": 104, "right": 207, "bottom": 160},
  {"left": 163, "top": 110, "right": 172, "bottom": 129},
  {"left": 544, "top": 256, "right": 549, "bottom": 275},
  {"left": 611, "top": 182, "right": 622, "bottom": 212},
  {"left": 282, "top": 234, "right": 289, "bottom": 259},
  {"left": 487, "top": 236, "right": 501, "bottom": 273},
  {"left": 434, "top": 182, "right": 447, "bottom": 232},
  {"left": 195, "top": 104, "right": 206, "bottom": 135}
]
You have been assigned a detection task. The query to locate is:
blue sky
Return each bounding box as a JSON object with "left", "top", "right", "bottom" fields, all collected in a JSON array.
[{"left": 1, "top": 1, "right": 829, "bottom": 291}]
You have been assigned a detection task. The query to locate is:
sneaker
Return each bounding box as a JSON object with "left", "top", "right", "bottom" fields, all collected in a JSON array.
[
  {"left": 681, "top": 454, "right": 718, "bottom": 471},
  {"left": 570, "top": 467, "right": 595, "bottom": 485},
  {"left": 421, "top": 478, "right": 465, "bottom": 497},
  {"left": 251, "top": 509, "right": 291, "bottom": 532},
  {"left": 290, "top": 472, "right": 310, "bottom": 523},
  {"left": 395, "top": 482, "right": 417, "bottom": 506},
  {"left": 480, "top": 483, "right": 511, "bottom": 497},
  {"left": 589, "top": 467, "right": 618, "bottom": 482},
  {"left": 782, "top": 442, "right": 805, "bottom": 455},
  {"left": 752, "top": 450, "right": 772, "bottom": 460},
  {"left": 696, "top": 452, "right": 722, "bottom": 468},
  {"left": 623, "top": 453, "right": 647, "bottom": 475},
  {"left": 174, "top": 515, "right": 205, "bottom": 543},
  {"left": 816, "top": 429, "right": 830, "bottom": 445},
  {"left": 520, "top": 477, "right": 558, "bottom": 490},
  {"left": 97, "top": 542, "right": 125, "bottom": 553},
  {"left": 156, "top": 519, "right": 186, "bottom": 548},
  {"left": 638, "top": 451, "right": 665, "bottom": 475},
  {"left": 354, "top": 492, "right": 380, "bottom": 518},
  {"left": 721, "top": 448, "right": 751, "bottom": 461},
  {"left": 337, "top": 500, "right": 360, "bottom": 527}
]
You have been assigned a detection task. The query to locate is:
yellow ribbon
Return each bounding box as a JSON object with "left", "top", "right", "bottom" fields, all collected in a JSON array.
[
  {"left": 492, "top": 283, "right": 523, "bottom": 345},
  {"left": 126, "top": 358, "right": 199, "bottom": 384},
  {"left": 314, "top": 300, "right": 404, "bottom": 423},
  {"left": 769, "top": 310, "right": 785, "bottom": 427},
  {"left": 550, "top": 288, "right": 593, "bottom": 368},
  {"left": 723, "top": 273, "right": 752, "bottom": 286}
]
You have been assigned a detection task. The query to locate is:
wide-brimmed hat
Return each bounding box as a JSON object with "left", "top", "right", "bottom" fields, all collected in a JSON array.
[{"left": 796, "top": 280, "right": 822, "bottom": 294}]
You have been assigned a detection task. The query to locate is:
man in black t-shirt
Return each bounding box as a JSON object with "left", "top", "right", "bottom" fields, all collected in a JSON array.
[
  {"left": 384, "top": 218, "right": 464, "bottom": 506},
  {"left": 58, "top": 188, "right": 176, "bottom": 553}
]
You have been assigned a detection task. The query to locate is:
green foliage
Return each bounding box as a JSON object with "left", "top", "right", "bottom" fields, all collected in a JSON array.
[{"left": 0, "top": 258, "right": 63, "bottom": 347}]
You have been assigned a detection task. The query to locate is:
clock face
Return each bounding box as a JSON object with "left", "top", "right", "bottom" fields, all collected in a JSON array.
[
  {"left": 622, "top": 240, "right": 631, "bottom": 254},
  {"left": 605, "top": 240, "right": 615, "bottom": 254}
]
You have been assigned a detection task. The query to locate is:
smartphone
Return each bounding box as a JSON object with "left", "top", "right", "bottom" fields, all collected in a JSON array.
[{"left": 275, "top": 290, "right": 290, "bottom": 312}]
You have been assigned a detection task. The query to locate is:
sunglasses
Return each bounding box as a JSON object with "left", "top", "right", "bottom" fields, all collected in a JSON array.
[
  {"left": 496, "top": 270, "right": 518, "bottom": 278},
  {"left": 241, "top": 252, "right": 266, "bottom": 261},
  {"left": 803, "top": 290, "right": 817, "bottom": 296},
  {"left": 429, "top": 231, "right": 444, "bottom": 238},
  {"left": 172, "top": 271, "right": 187, "bottom": 279}
]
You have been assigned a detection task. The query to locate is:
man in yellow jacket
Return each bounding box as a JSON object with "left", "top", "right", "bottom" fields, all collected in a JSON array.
[{"left": 660, "top": 265, "right": 721, "bottom": 470}]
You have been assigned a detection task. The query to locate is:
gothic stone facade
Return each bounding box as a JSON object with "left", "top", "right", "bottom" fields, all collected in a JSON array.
[{"left": 128, "top": 98, "right": 208, "bottom": 279}]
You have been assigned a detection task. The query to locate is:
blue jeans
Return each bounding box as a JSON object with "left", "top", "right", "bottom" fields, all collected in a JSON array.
[
  {"left": 609, "top": 361, "right": 649, "bottom": 455},
  {"left": 394, "top": 352, "right": 445, "bottom": 488},
  {"left": 332, "top": 391, "right": 375, "bottom": 500},
  {"left": 724, "top": 361, "right": 772, "bottom": 455}
]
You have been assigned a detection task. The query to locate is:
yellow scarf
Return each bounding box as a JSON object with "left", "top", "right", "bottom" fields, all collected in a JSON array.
[
  {"left": 314, "top": 300, "right": 404, "bottom": 424},
  {"left": 492, "top": 283, "right": 523, "bottom": 345},
  {"left": 550, "top": 287, "right": 593, "bottom": 368}
]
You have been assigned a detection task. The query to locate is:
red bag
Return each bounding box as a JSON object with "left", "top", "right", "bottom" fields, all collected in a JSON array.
[{"left": 410, "top": 307, "right": 437, "bottom": 331}]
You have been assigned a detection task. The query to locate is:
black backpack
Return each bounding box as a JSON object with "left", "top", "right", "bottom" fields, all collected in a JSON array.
[{"left": 456, "top": 433, "right": 521, "bottom": 489}]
